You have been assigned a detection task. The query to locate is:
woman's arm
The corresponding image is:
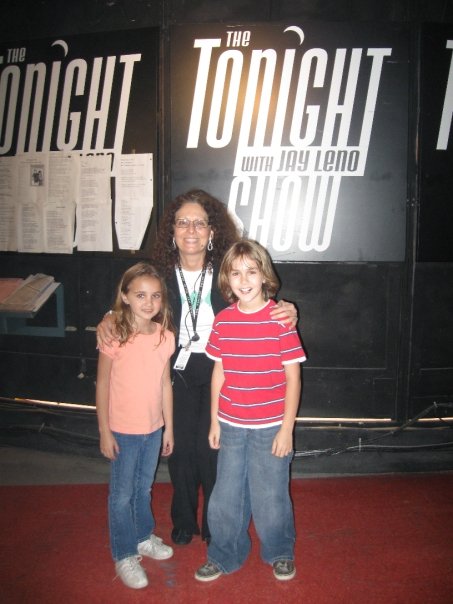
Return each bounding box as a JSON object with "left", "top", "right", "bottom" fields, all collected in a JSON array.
[
  {"left": 96, "top": 312, "right": 118, "bottom": 348},
  {"left": 209, "top": 360, "right": 224, "bottom": 449},
  {"left": 96, "top": 352, "right": 119, "bottom": 460},
  {"left": 272, "top": 362, "right": 301, "bottom": 457},
  {"left": 161, "top": 360, "right": 174, "bottom": 456},
  {"left": 270, "top": 300, "right": 298, "bottom": 328}
]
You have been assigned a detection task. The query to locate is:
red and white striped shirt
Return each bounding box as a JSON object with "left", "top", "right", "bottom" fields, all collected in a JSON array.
[{"left": 205, "top": 301, "right": 306, "bottom": 427}]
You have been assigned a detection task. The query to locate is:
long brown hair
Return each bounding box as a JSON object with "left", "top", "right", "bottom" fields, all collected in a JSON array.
[
  {"left": 152, "top": 189, "right": 240, "bottom": 278},
  {"left": 112, "top": 262, "right": 175, "bottom": 345}
]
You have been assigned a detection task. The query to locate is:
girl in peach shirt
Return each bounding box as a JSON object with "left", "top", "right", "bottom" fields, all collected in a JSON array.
[{"left": 96, "top": 262, "right": 175, "bottom": 590}]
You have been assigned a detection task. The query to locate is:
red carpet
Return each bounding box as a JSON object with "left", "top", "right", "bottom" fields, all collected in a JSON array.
[{"left": 1, "top": 474, "right": 452, "bottom": 603}]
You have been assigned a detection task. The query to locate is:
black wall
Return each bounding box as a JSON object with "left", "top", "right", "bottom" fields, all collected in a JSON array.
[{"left": 1, "top": 1, "right": 453, "bottom": 461}]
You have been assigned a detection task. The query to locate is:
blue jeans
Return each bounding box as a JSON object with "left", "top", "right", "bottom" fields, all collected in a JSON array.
[
  {"left": 109, "top": 430, "right": 162, "bottom": 561},
  {"left": 207, "top": 423, "right": 295, "bottom": 573}
]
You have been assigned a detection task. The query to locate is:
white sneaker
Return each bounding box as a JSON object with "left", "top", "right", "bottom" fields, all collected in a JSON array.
[
  {"left": 138, "top": 534, "right": 174, "bottom": 560},
  {"left": 115, "top": 555, "right": 148, "bottom": 589}
]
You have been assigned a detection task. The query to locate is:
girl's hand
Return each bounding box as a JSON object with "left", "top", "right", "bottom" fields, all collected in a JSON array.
[
  {"left": 100, "top": 430, "right": 119, "bottom": 460},
  {"left": 270, "top": 300, "right": 298, "bottom": 328},
  {"left": 271, "top": 428, "right": 293, "bottom": 458},
  {"left": 209, "top": 421, "right": 221, "bottom": 449},
  {"left": 161, "top": 429, "right": 174, "bottom": 456},
  {"left": 96, "top": 312, "right": 117, "bottom": 348}
]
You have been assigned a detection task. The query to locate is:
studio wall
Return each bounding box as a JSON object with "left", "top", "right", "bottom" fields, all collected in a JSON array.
[{"left": 0, "top": 1, "right": 452, "bottom": 436}]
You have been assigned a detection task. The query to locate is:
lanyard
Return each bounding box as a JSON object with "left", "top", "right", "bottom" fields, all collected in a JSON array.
[{"left": 177, "top": 264, "right": 206, "bottom": 347}]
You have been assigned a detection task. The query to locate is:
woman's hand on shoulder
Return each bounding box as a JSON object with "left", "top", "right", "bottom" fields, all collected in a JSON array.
[
  {"left": 96, "top": 311, "right": 118, "bottom": 348},
  {"left": 270, "top": 299, "right": 298, "bottom": 328}
]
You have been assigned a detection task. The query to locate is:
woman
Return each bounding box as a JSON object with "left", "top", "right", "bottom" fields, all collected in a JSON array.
[{"left": 97, "top": 189, "right": 297, "bottom": 546}]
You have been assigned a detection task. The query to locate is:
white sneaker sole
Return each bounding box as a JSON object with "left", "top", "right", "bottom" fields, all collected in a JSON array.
[{"left": 273, "top": 569, "right": 296, "bottom": 581}]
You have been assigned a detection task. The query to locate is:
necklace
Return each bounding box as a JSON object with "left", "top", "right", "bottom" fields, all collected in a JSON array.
[{"left": 177, "top": 263, "right": 207, "bottom": 348}]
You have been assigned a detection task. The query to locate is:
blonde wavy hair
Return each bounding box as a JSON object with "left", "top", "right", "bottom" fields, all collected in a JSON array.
[{"left": 112, "top": 262, "right": 175, "bottom": 345}]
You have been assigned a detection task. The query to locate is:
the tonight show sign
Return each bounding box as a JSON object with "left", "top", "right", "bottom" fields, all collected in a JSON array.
[
  {"left": 170, "top": 22, "right": 409, "bottom": 261},
  {"left": 0, "top": 29, "right": 158, "bottom": 180}
]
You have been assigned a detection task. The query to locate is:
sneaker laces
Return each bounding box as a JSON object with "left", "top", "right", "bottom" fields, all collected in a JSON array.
[
  {"left": 139, "top": 535, "right": 162, "bottom": 553},
  {"left": 201, "top": 561, "right": 220, "bottom": 574},
  {"left": 207, "top": 562, "right": 218, "bottom": 570},
  {"left": 275, "top": 560, "right": 292, "bottom": 572}
]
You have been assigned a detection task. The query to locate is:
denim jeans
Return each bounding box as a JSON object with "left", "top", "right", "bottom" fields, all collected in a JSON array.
[
  {"left": 109, "top": 429, "right": 162, "bottom": 561},
  {"left": 207, "top": 422, "right": 295, "bottom": 573}
]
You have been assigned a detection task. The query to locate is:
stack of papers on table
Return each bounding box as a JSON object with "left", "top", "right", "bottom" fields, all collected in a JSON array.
[{"left": 0, "top": 274, "right": 58, "bottom": 314}]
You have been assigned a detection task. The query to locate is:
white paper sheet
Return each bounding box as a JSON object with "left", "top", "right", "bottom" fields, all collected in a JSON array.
[
  {"left": 16, "top": 154, "right": 48, "bottom": 252},
  {"left": 45, "top": 152, "right": 77, "bottom": 254},
  {"left": 75, "top": 155, "right": 112, "bottom": 252},
  {"left": 115, "top": 154, "right": 153, "bottom": 250},
  {"left": 0, "top": 157, "right": 18, "bottom": 251}
]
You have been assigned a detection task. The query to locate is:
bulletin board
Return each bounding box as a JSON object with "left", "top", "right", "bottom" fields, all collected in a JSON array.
[{"left": 0, "top": 27, "right": 159, "bottom": 255}]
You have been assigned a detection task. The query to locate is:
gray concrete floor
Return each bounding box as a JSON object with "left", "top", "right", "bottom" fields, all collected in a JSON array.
[
  {"left": 1, "top": 444, "right": 453, "bottom": 486},
  {"left": 0, "top": 446, "right": 108, "bottom": 485},
  {"left": 0, "top": 446, "right": 168, "bottom": 485}
]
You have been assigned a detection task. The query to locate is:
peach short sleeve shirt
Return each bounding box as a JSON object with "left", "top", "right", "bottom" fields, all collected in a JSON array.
[{"left": 99, "top": 326, "right": 175, "bottom": 434}]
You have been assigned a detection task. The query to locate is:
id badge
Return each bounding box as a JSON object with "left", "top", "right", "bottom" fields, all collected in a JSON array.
[{"left": 174, "top": 347, "right": 191, "bottom": 370}]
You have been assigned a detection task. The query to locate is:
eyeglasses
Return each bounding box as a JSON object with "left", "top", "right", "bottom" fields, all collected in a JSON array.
[{"left": 174, "top": 218, "right": 210, "bottom": 230}]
